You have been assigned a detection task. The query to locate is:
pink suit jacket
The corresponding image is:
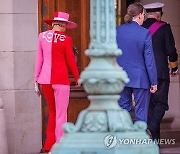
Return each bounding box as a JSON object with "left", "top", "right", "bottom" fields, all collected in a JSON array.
[{"left": 35, "top": 30, "right": 80, "bottom": 84}]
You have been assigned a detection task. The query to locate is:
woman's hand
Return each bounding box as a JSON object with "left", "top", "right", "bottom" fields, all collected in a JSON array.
[
  {"left": 34, "top": 82, "right": 41, "bottom": 96},
  {"left": 75, "top": 82, "right": 81, "bottom": 87}
]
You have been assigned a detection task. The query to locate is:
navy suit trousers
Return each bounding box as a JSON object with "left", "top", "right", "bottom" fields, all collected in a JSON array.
[{"left": 118, "top": 87, "right": 150, "bottom": 123}]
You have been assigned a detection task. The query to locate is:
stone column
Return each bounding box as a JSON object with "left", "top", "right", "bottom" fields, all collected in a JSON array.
[
  {"left": 0, "top": 0, "right": 41, "bottom": 153},
  {"left": 52, "top": 0, "right": 159, "bottom": 153}
]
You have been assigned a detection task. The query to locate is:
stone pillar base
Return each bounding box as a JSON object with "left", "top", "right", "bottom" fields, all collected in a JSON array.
[{"left": 52, "top": 132, "right": 159, "bottom": 154}]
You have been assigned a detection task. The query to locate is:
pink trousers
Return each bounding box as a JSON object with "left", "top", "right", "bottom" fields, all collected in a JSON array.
[{"left": 42, "top": 84, "right": 70, "bottom": 151}]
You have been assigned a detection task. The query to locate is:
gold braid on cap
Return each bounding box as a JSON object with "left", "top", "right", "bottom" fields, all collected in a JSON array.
[{"left": 170, "top": 61, "right": 178, "bottom": 68}]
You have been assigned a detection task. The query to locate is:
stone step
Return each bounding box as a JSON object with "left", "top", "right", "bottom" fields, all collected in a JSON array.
[
  {"left": 160, "top": 146, "right": 180, "bottom": 154},
  {"left": 161, "top": 129, "right": 180, "bottom": 143},
  {"left": 160, "top": 116, "right": 174, "bottom": 129},
  {"left": 159, "top": 128, "right": 180, "bottom": 154}
]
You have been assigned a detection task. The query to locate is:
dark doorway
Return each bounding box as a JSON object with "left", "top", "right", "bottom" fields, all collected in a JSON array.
[
  {"left": 115, "top": 0, "right": 137, "bottom": 25},
  {"left": 126, "top": 0, "right": 136, "bottom": 7}
]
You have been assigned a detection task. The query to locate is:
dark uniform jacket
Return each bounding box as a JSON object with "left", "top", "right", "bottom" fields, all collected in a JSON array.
[{"left": 142, "top": 18, "right": 178, "bottom": 82}]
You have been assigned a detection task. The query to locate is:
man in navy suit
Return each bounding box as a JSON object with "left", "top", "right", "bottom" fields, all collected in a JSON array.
[{"left": 116, "top": 2, "right": 158, "bottom": 123}]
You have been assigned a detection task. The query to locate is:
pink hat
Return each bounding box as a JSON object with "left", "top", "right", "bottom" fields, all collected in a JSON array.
[{"left": 44, "top": 12, "right": 77, "bottom": 29}]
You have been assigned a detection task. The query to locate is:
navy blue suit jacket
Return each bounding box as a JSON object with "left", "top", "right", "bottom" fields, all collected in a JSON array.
[{"left": 116, "top": 21, "right": 158, "bottom": 89}]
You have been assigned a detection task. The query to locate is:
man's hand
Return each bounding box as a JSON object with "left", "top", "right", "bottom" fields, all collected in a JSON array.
[
  {"left": 171, "top": 67, "right": 178, "bottom": 77},
  {"left": 150, "top": 85, "right": 157, "bottom": 93}
]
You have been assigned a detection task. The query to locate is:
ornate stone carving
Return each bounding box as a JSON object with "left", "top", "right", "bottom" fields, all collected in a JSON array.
[
  {"left": 81, "top": 111, "right": 108, "bottom": 132},
  {"left": 63, "top": 109, "right": 147, "bottom": 134}
]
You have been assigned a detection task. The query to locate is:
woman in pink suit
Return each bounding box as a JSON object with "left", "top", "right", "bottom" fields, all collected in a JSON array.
[{"left": 35, "top": 12, "right": 80, "bottom": 152}]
